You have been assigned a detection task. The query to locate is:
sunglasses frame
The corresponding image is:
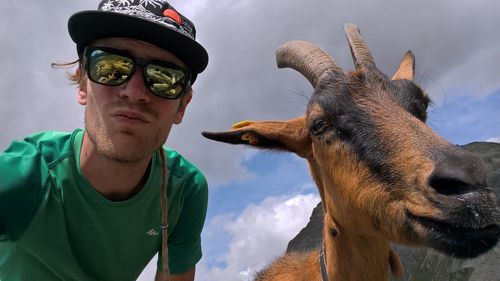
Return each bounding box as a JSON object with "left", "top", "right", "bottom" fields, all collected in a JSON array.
[{"left": 83, "top": 46, "right": 191, "bottom": 100}]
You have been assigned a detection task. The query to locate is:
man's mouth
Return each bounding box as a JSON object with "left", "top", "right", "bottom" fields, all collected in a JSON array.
[{"left": 113, "top": 110, "right": 149, "bottom": 123}]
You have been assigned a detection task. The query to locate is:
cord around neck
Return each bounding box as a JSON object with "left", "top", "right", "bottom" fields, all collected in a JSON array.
[{"left": 159, "top": 148, "right": 170, "bottom": 277}]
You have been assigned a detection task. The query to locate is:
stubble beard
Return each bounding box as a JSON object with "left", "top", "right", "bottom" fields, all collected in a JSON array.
[{"left": 84, "top": 104, "right": 167, "bottom": 164}]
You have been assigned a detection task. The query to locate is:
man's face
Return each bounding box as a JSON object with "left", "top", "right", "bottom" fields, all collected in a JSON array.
[{"left": 78, "top": 37, "right": 192, "bottom": 163}]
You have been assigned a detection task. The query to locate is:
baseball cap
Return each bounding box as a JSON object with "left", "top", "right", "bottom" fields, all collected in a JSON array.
[{"left": 68, "top": 0, "right": 208, "bottom": 83}]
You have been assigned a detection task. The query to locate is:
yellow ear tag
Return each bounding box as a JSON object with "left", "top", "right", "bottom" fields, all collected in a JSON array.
[
  {"left": 242, "top": 133, "right": 259, "bottom": 145},
  {"left": 232, "top": 120, "right": 254, "bottom": 129}
]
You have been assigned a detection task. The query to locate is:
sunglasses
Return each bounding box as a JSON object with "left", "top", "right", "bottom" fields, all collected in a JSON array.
[{"left": 83, "top": 46, "right": 191, "bottom": 99}]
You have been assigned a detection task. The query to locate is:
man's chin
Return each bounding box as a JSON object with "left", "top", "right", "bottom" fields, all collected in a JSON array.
[
  {"left": 90, "top": 134, "right": 155, "bottom": 164},
  {"left": 103, "top": 147, "right": 154, "bottom": 163},
  {"left": 109, "top": 138, "right": 157, "bottom": 163}
]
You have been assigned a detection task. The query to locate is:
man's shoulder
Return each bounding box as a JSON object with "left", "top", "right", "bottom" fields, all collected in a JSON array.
[
  {"left": 0, "top": 129, "right": 81, "bottom": 191},
  {"left": 24, "top": 130, "right": 75, "bottom": 146},
  {"left": 18, "top": 130, "right": 80, "bottom": 166},
  {"left": 0, "top": 130, "right": 81, "bottom": 241}
]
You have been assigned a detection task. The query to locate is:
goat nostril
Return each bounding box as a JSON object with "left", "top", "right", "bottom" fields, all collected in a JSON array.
[
  {"left": 428, "top": 145, "right": 487, "bottom": 196},
  {"left": 428, "top": 176, "right": 474, "bottom": 196}
]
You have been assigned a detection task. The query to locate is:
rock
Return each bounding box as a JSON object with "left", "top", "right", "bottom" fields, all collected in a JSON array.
[{"left": 286, "top": 142, "right": 500, "bottom": 281}]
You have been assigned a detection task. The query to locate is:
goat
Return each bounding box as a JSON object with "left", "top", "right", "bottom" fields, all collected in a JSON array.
[{"left": 202, "top": 23, "right": 500, "bottom": 281}]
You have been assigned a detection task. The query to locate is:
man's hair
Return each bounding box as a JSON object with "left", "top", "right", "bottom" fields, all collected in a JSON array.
[{"left": 51, "top": 60, "right": 85, "bottom": 88}]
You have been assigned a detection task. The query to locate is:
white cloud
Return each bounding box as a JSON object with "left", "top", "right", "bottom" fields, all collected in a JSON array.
[
  {"left": 137, "top": 256, "right": 157, "bottom": 280},
  {"left": 486, "top": 137, "right": 500, "bottom": 143},
  {"left": 428, "top": 45, "right": 500, "bottom": 104},
  {"left": 197, "top": 193, "right": 321, "bottom": 281}
]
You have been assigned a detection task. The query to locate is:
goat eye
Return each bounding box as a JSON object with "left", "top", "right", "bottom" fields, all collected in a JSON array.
[{"left": 310, "top": 119, "right": 330, "bottom": 136}]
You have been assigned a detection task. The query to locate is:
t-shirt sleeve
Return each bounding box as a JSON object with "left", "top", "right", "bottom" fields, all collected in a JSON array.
[
  {"left": 0, "top": 139, "right": 48, "bottom": 241},
  {"left": 158, "top": 171, "right": 208, "bottom": 274}
]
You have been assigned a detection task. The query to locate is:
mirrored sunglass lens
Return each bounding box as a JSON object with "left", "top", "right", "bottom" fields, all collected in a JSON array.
[
  {"left": 89, "top": 49, "right": 134, "bottom": 85},
  {"left": 145, "top": 65, "right": 185, "bottom": 98}
]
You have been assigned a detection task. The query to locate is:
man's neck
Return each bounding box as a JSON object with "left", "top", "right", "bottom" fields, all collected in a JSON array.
[{"left": 79, "top": 133, "right": 153, "bottom": 201}]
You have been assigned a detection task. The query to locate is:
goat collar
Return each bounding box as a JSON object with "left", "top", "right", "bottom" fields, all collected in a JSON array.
[{"left": 319, "top": 243, "right": 329, "bottom": 281}]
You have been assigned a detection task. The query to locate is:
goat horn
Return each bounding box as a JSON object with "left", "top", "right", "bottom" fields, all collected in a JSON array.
[
  {"left": 344, "top": 23, "right": 376, "bottom": 69},
  {"left": 276, "top": 40, "right": 343, "bottom": 88}
]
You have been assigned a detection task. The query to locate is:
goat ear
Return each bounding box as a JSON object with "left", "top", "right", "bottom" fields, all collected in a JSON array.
[
  {"left": 202, "top": 116, "right": 312, "bottom": 158},
  {"left": 391, "top": 51, "right": 414, "bottom": 81}
]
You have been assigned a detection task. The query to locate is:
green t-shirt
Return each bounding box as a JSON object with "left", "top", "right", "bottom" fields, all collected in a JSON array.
[{"left": 0, "top": 130, "right": 208, "bottom": 281}]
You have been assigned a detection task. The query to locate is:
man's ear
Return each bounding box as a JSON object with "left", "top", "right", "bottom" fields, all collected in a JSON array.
[
  {"left": 174, "top": 91, "right": 192, "bottom": 124},
  {"left": 77, "top": 69, "right": 87, "bottom": 105}
]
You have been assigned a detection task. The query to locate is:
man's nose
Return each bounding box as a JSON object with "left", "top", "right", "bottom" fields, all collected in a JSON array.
[{"left": 118, "top": 68, "right": 151, "bottom": 103}]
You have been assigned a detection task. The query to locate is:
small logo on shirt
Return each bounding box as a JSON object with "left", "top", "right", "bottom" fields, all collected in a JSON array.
[{"left": 146, "top": 228, "right": 159, "bottom": 236}]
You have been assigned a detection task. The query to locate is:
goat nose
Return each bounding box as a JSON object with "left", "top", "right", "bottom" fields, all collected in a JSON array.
[{"left": 428, "top": 146, "right": 487, "bottom": 195}]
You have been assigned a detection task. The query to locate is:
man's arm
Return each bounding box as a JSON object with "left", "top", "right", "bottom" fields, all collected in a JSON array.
[{"left": 155, "top": 267, "right": 195, "bottom": 281}]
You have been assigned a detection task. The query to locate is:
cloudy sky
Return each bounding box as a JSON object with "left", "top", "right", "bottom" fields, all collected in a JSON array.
[{"left": 1, "top": 0, "right": 500, "bottom": 280}]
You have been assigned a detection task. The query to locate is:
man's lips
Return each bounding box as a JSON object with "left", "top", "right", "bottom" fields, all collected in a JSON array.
[{"left": 112, "top": 110, "right": 149, "bottom": 123}]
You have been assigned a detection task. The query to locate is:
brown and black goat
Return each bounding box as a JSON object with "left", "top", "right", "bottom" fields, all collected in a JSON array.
[{"left": 202, "top": 24, "right": 500, "bottom": 281}]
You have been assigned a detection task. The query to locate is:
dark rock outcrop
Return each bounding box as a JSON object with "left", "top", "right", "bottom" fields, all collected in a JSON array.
[{"left": 286, "top": 142, "right": 500, "bottom": 281}]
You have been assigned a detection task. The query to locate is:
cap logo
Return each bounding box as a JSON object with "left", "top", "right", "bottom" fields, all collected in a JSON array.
[{"left": 163, "top": 9, "right": 182, "bottom": 25}]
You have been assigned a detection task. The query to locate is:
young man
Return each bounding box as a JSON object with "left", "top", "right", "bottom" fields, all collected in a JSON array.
[{"left": 0, "top": 1, "right": 208, "bottom": 280}]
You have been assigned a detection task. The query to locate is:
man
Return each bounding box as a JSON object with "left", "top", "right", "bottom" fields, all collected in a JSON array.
[{"left": 0, "top": 1, "right": 208, "bottom": 280}]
